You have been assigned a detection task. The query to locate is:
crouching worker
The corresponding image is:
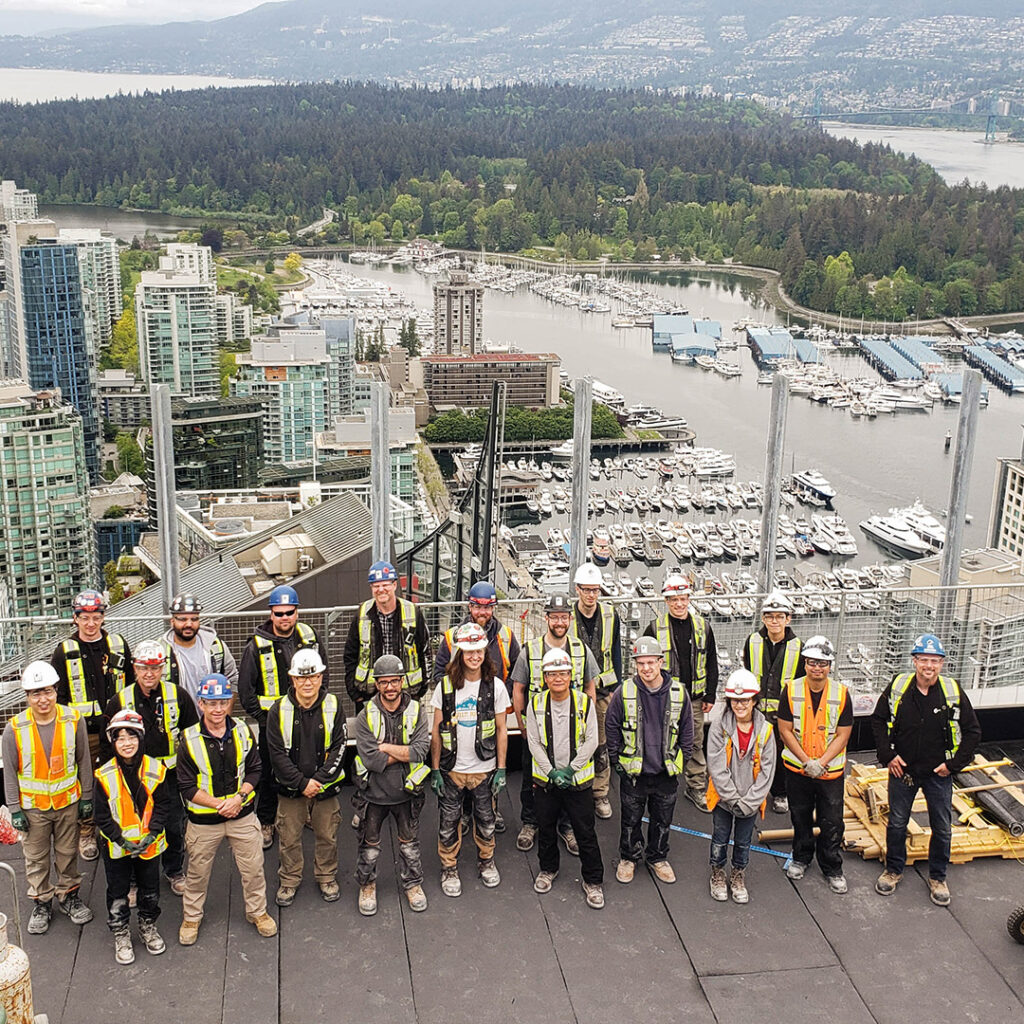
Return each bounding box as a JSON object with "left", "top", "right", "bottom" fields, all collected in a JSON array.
[
  {"left": 706, "top": 669, "right": 775, "bottom": 904},
  {"left": 94, "top": 709, "right": 171, "bottom": 964}
]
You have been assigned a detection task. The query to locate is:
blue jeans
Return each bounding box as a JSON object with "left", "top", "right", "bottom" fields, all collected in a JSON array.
[
  {"left": 709, "top": 804, "right": 757, "bottom": 870},
  {"left": 885, "top": 771, "right": 953, "bottom": 881}
]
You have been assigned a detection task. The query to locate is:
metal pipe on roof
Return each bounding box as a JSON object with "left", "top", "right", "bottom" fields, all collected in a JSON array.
[
  {"left": 370, "top": 381, "right": 390, "bottom": 562},
  {"left": 150, "top": 383, "right": 180, "bottom": 608},
  {"left": 569, "top": 378, "right": 592, "bottom": 579}
]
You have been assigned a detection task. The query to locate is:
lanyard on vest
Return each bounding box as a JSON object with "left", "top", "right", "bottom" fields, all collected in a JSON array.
[
  {"left": 255, "top": 623, "right": 316, "bottom": 710},
  {"left": 355, "top": 600, "right": 422, "bottom": 692},
  {"left": 119, "top": 681, "right": 180, "bottom": 766},
  {"left": 888, "top": 673, "right": 962, "bottom": 761}
]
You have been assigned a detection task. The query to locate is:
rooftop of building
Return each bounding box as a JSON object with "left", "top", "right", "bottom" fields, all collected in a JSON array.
[{"left": 422, "top": 352, "right": 559, "bottom": 364}]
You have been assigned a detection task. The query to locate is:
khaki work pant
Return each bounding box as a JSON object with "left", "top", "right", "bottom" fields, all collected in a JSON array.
[
  {"left": 24, "top": 803, "right": 81, "bottom": 901},
  {"left": 276, "top": 794, "right": 341, "bottom": 888},
  {"left": 181, "top": 813, "right": 267, "bottom": 922},
  {"left": 78, "top": 732, "right": 103, "bottom": 842}
]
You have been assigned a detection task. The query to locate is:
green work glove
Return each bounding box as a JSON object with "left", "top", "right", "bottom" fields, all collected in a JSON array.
[
  {"left": 10, "top": 809, "right": 29, "bottom": 834},
  {"left": 78, "top": 800, "right": 93, "bottom": 821},
  {"left": 549, "top": 767, "right": 573, "bottom": 789},
  {"left": 133, "top": 833, "right": 157, "bottom": 857},
  {"left": 429, "top": 769, "right": 446, "bottom": 798},
  {"left": 119, "top": 838, "right": 142, "bottom": 855},
  {"left": 491, "top": 768, "right": 507, "bottom": 796},
  {"left": 613, "top": 760, "right": 629, "bottom": 779}
]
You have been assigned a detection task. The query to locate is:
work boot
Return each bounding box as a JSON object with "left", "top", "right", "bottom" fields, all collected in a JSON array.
[
  {"left": 729, "top": 868, "right": 749, "bottom": 904},
  {"left": 709, "top": 866, "right": 728, "bottom": 902},
  {"left": 786, "top": 861, "right": 808, "bottom": 880},
  {"left": 493, "top": 808, "right": 506, "bottom": 833},
  {"left": 78, "top": 832, "right": 99, "bottom": 862},
  {"left": 139, "top": 918, "right": 166, "bottom": 955},
  {"left": 649, "top": 860, "right": 676, "bottom": 884},
  {"left": 928, "top": 879, "right": 951, "bottom": 907},
  {"left": 875, "top": 870, "right": 902, "bottom": 896},
  {"left": 478, "top": 859, "right": 501, "bottom": 888},
  {"left": 516, "top": 824, "right": 537, "bottom": 851},
  {"left": 684, "top": 788, "right": 710, "bottom": 813},
  {"left": 771, "top": 795, "right": 789, "bottom": 814},
  {"left": 57, "top": 888, "right": 94, "bottom": 925},
  {"left": 166, "top": 874, "right": 187, "bottom": 897},
  {"left": 275, "top": 885, "right": 297, "bottom": 907},
  {"left": 405, "top": 885, "right": 428, "bottom": 912},
  {"left": 594, "top": 797, "right": 613, "bottom": 820},
  {"left": 27, "top": 899, "right": 53, "bottom": 935},
  {"left": 828, "top": 874, "right": 849, "bottom": 895},
  {"left": 615, "top": 859, "right": 636, "bottom": 884},
  {"left": 582, "top": 881, "right": 605, "bottom": 909},
  {"left": 113, "top": 926, "right": 134, "bottom": 965},
  {"left": 440, "top": 866, "right": 462, "bottom": 897},
  {"left": 178, "top": 919, "right": 201, "bottom": 945},
  {"left": 261, "top": 824, "right": 275, "bottom": 850},
  {"left": 319, "top": 880, "right": 340, "bottom": 903},
  {"left": 557, "top": 825, "right": 579, "bottom": 856},
  {"left": 358, "top": 882, "right": 377, "bottom": 916},
  {"left": 533, "top": 870, "right": 557, "bottom": 894},
  {"left": 247, "top": 912, "right": 278, "bottom": 937},
  {"left": 350, "top": 812, "right": 361, "bottom": 831}
]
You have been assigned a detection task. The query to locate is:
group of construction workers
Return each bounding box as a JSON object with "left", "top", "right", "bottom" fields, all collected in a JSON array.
[{"left": 3, "top": 564, "right": 981, "bottom": 960}]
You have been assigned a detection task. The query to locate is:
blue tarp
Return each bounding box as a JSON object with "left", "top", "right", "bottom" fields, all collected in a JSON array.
[
  {"left": 890, "top": 335, "right": 945, "bottom": 371},
  {"left": 964, "top": 345, "right": 1024, "bottom": 392},
  {"left": 857, "top": 337, "right": 923, "bottom": 380}
]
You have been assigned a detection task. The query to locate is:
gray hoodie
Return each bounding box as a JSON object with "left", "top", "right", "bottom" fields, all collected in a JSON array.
[
  {"left": 163, "top": 625, "right": 239, "bottom": 704},
  {"left": 706, "top": 703, "right": 776, "bottom": 819}
]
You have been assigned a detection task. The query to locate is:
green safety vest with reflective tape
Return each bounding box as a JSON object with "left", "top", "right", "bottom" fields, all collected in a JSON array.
[
  {"left": 113, "top": 680, "right": 181, "bottom": 767},
  {"left": 572, "top": 603, "right": 618, "bottom": 690},
  {"left": 180, "top": 720, "right": 256, "bottom": 818},
  {"left": 275, "top": 693, "right": 346, "bottom": 789},
  {"left": 888, "top": 673, "right": 962, "bottom": 763},
  {"left": 780, "top": 677, "right": 848, "bottom": 778},
  {"left": 354, "top": 599, "right": 422, "bottom": 695},
  {"left": 437, "top": 674, "right": 497, "bottom": 772},
  {"left": 655, "top": 612, "right": 708, "bottom": 698},
  {"left": 61, "top": 634, "right": 128, "bottom": 716},
  {"left": 525, "top": 636, "right": 587, "bottom": 697},
  {"left": 531, "top": 688, "right": 595, "bottom": 788},
  {"left": 617, "top": 677, "right": 687, "bottom": 777},
  {"left": 747, "top": 633, "right": 802, "bottom": 717},
  {"left": 354, "top": 699, "right": 429, "bottom": 792},
  {"left": 253, "top": 623, "right": 318, "bottom": 711}
]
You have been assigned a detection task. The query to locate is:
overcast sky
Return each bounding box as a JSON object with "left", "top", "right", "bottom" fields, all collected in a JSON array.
[{"left": 0, "top": 0, "right": 268, "bottom": 22}]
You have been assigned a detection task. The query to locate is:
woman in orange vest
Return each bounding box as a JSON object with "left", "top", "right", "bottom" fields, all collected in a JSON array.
[{"left": 94, "top": 709, "right": 173, "bottom": 965}]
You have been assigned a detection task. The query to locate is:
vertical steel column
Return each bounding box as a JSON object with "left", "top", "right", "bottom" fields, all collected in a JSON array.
[
  {"left": 370, "top": 381, "right": 390, "bottom": 562},
  {"left": 756, "top": 375, "right": 790, "bottom": 598},
  {"left": 569, "top": 378, "right": 593, "bottom": 577},
  {"left": 478, "top": 381, "right": 505, "bottom": 585},
  {"left": 150, "top": 384, "right": 180, "bottom": 609}
]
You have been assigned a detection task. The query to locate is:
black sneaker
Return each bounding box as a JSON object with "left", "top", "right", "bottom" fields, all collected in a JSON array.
[
  {"left": 27, "top": 899, "right": 52, "bottom": 935},
  {"left": 57, "top": 889, "right": 94, "bottom": 926}
]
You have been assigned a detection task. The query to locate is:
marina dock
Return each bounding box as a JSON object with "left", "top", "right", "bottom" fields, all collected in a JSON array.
[{"left": 964, "top": 345, "right": 1024, "bottom": 393}]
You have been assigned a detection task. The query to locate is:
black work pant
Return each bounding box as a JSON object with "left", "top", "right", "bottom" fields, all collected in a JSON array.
[
  {"left": 770, "top": 721, "right": 788, "bottom": 797},
  {"left": 787, "top": 770, "right": 845, "bottom": 877},
  {"left": 618, "top": 770, "right": 678, "bottom": 864},
  {"left": 256, "top": 724, "right": 278, "bottom": 827},
  {"left": 535, "top": 784, "right": 603, "bottom": 884},
  {"left": 161, "top": 767, "right": 186, "bottom": 878},
  {"left": 356, "top": 794, "right": 425, "bottom": 889},
  {"left": 102, "top": 848, "right": 160, "bottom": 929},
  {"left": 520, "top": 741, "right": 537, "bottom": 824}
]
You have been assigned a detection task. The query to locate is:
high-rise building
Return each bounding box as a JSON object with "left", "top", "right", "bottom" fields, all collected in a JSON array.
[
  {"left": 1, "top": 219, "right": 58, "bottom": 379},
  {"left": 0, "top": 382, "right": 96, "bottom": 617},
  {"left": 433, "top": 270, "right": 483, "bottom": 355},
  {"left": 0, "top": 180, "right": 38, "bottom": 225},
  {"left": 170, "top": 395, "right": 265, "bottom": 491},
  {"left": 165, "top": 242, "right": 215, "bottom": 283},
  {"left": 989, "top": 436, "right": 1024, "bottom": 557},
  {"left": 322, "top": 316, "right": 357, "bottom": 418},
  {"left": 96, "top": 368, "right": 149, "bottom": 428},
  {"left": 57, "top": 228, "right": 123, "bottom": 353},
  {"left": 135, "top": 256, "right": 218, "bottom": 397},
  {"left": 214, "top": 292, "right": 254, "bottom": 346}
]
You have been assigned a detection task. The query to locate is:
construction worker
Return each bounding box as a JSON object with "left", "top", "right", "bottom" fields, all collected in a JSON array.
[
  {"left": 605, "top": 635, "right": 693, "bottom": 885},
  {"left": 163, "top": 592, "right": 238, "bottom": 706},
  {"left": 510, "top": 593, "right": 598, "bottom": 854},
  {"left": 353, "top": 655, "right": 431, "bottom": 917},
  {"left": 743, "top": 590, "right": 804, "bottom": 814},
  {"left": 429, "top": 622, "right": 510, "bottom": 898},
  {"left": 571, "top": 563, "right": 622, "bottom": 820},
  {"left": 706, "top": 669, "right": 775, "bottom": 905},
  {"left": 238, "top": 584, "right": 326, "bottom": 849},
  {"left": 2, "top": 661, "right": 94, "bottom": 935},
  {"left": 266, "top": 649, "right": 347, "bottom": 907},
  {"left": 644, "top": 574, "right": 719, "bottom": 812},
  {"left": 870, "top": 633, "right": 981, "bottom": 907},
  {"left": 51, "top": 589, "right": 133, "bottom": 860},
  {"left": 94, "top": 709, "right": 172, "bottom": 964},
  {"left": 100, "top": 640, "right": 199, "bottom": 896},
  {"left": 527, "top": 648, "right": 604, "bottom": 910},
  {"left": 432, "top": 579, "right": 519, "bottom": 834},
  {"left": 176, "top": 673, "right": 277, "bottom": 945},
  {"left": 777, "top": 635, "right": 852, "bottom": 894}
]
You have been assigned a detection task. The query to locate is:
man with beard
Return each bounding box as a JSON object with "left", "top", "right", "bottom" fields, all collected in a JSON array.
[{"left": 162, "top": 593, "right": 237, "bottom": 706}]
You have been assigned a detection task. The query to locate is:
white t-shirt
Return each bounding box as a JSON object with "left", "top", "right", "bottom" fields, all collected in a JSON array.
[{"left": 431, "top": 676, "right": 511, "bottom": 773}]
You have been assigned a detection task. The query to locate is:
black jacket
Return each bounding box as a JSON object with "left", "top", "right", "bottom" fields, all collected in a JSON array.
[
  {"left": 266, "top": 686, "right": 347, "bottom": 799},
  {"left": 98, "top": 681, "right": 200, "bottom": 764},
  {"left": 176, "top": 716, "right": 261, "bottom": 825},
  {"left": 343, "top": 600, "right": 430, "bottom": 705},
  {"left": 94, "top": 754, "right": 173, "bottom": 847},
  {"left": 237, "top": 619, "right": 326, "bottom": 724}
]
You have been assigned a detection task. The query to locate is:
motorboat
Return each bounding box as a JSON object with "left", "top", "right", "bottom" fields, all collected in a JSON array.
[
  {"left": 858, "top": 515, "right": 932, "bottom": 559},
  {"left": 791, "top": 469, "right": 836, "bottom": 509}
]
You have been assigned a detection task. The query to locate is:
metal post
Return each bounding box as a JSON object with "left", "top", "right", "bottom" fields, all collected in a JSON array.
[
  {"left": 150, "top": 384, "right": 180, "bottom": 609},
  {"left": 478, "top": 381, "right": 505, "bottom": 584},
  {"left": 756, "top": 375, "right": 790, "bottom": 597},
  {"left": 370, "top": 381, "right": 390, "bottom": 563},
  {"left": 937, "top": 369, "right": 982, "bottom": 640},
  {"left": 569, "top": 378, "right": 593, "bottom": 577}
]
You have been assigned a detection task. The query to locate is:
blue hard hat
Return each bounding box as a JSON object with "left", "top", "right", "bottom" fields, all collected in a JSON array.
[
  {"left": 468, "top": 580, "right": 497, "bottom": 605},
  {"left": 368, "top": 560, "right": 398, "bottom": 583},
  {"left": 268, "top": 585, "right": 299, "bottom": 608},
  {"left": 197, "top": 673, "right": 233, "bottom": 701},
  {"left": 912, "top": 633, "right": 946, "bottom": 657}
]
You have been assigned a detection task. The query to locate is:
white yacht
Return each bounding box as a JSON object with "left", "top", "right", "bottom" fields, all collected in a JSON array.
[
  {"left": 858, "top": 515, "right": 932, "bottom": 559},
  {"left": 791, "top": 469, "right": 837, "bottom": 508},
  {"left": 891, "top": 501, "right": 946, "bottom": 552}
]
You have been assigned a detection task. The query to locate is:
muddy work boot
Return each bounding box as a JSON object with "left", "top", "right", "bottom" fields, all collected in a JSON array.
[
  {"left": 405, "top": 885, "right": 428, "bottom": 912},
  {"left": 478, "top": 859, "right": 501, "bottom": 888},
  {"left": 358, "top": 883, "right": 378, "bottom": 916},
  {"left": 729, "top": 868, "right": 749, "bottom": 904},
  {"left": 709, "top": 866, "right": 728, "bottom": 902},
  {"left": 875, "top": 870, "right": 902, "bottom": 896},
  {"left": 440, "top": 866, "right": 462, "bottom": 898},
  {"left": 112, "top": 926, "right": 134, "bottom": 965},
  {"left": 57, "top": 888, "right": 94, "bottom": 925},
  {"left": 516, "top": 824, "right": 537, "bottom": 851},
  {"left": 27, "top": 899, "right": 53, "bottom": 935},
  {"left": 139, "top": 918, "right": 166, "bottom": 955},
  {"left": 178, "top": 919, "right": 201, "bottom": 945},
  {"left": 928, "top": 878, "right": 951, "bottom": 907}
]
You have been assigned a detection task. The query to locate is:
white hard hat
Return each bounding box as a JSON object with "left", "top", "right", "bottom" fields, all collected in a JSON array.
[
  {"left": 22, "top": 661, "right": 59, "bottom": 691},
  {"left": 289, "top": 648, "right": 326, "bottom": 676},
  {"left": 454, "top": 622, "right": 489, "bottom": 651},
  {"left": 541, "top": 648, "right": 573, "bottom": 674},
  {"left": 803, "top": 636, "right": 835, "bottom": 663},
  {"left": 633, "top": 636, "right": 663, "bottom": 659},
  {"left": 574, "top": 563, "right": 603, "bottom": 588},
  {"left": 761, "top": 590, "right": 792, "bottom": 614},
  {"left": 662, "top": 573, "right": 691, "bottom": 596},
  {"left": 724, "top": 668, "right": 760, "bottom": 701},
  {"left": 133, "top": 639, "right": 167, "bottom": 666}
]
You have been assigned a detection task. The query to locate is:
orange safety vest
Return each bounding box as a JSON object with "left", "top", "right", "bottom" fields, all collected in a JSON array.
[
  {"left": 94, "top": 755, "right": 169, "bottom": 860},
  {"left": 705, "top": 718, "right": 773, "bottom": 818},
  {"left": 12, "top": 706, "right": 83, "bottom": 811},
  {"left": 780, "top": 678, "right": 849, "bottom": 780}
]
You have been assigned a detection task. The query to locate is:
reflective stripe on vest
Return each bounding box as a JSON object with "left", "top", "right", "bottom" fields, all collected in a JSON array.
[
  {"left": 617, "top": 677, "right": 686, "bottom": 777},
  {"left": 116, "top": 681, "right": 181, "bottom": 767},
  {"left": 747, "top": 633, "right": 801, "bottom": 716},
  {"left": 656, "top": 612, "right": 708, "bottom": 697},
  {"left": 13, "top": 706, "right": 82, "bottom": 811},
  {"left": 780, "top": 677, "right": 848, "bottom": 778},
  {"left": 62, "top": 634, "right": 127, "bottom": 715},
  {"left": 276, "top": 693, "right": 346, "bottom": 787},
  {"left": 888, "top": 672, "right": 962, "bottom": 762},
  {"left": 354, "top": 600, "right": 423, "bottom": 694},
  {"left": 572, "top": 603, "right": 617, "bottom": 688},
  {"left": 254, "top": 623, "right": 317, "bottom": 711},
  {"left": 531, "top": 689, "right": 595, "bottom": 788},
  {"left": 525, "top": 636, "right": 587, "bottom": 697},
  {"left": 95, "top": 755, "right": 168, "bottom": 860},
  {"left": 181, "top": 721, "right": 255, "bottom": 818},
  {"left": 354, "top": 700, "right": 429, "bottom": 791},
  {"left": 438, "top": 674, "right": 497, "bottom": 772},
  {"left": 705, "top": 718, "right": 774, "bottom": 814}
]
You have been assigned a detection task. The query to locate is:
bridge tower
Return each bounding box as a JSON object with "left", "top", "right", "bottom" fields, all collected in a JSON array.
[{"left": 985, "top": 93, "right": 1000, "bottom": 144}]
